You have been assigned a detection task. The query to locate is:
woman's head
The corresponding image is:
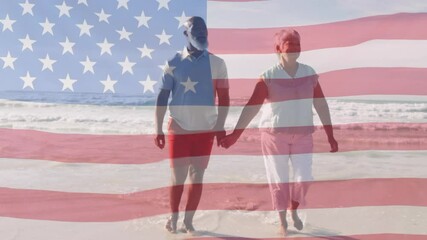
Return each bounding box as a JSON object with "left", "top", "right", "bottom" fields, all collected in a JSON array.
[{"left": 274, "top": 29, "right": 301, "bottom": 62}]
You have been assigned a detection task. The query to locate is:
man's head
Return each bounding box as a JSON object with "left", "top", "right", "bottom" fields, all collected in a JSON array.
[
  {"left": 274, "top": 29, "right": 301, "bottom": 61},
  {"left": 184, "top": 16, "right": 208, "bottom": 51}
]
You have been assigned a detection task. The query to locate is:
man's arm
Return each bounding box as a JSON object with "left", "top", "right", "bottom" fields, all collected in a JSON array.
[
  {"left": 154, "top": 89, "right": 171, "bottom": 149},
  {"left": 313, "top": 83, "right": 338, "bottom": 152},
  {"left": 214, "top": 87, "right": 230, "bottom": 146}
]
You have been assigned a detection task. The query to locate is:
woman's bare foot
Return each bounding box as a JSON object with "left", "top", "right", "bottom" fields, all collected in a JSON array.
[
  {"left": 165, "top": 214, "right": 178, "bottom": 233},
  {"left": 180, "top": 220, "right": 196, "bottom": 235}
]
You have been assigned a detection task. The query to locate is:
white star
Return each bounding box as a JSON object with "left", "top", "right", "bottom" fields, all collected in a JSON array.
[
  {"left": 39, "top": 54, "right": 56, "bottom": 72},
  {"left": 0, "top": 14, "right": 16, "bottom": 32},
  {"left": 139, "top": 75, "right": 157, "bottom": 93},
  {"left": 117, "top": 0, "right": 129, "bottom": 9},
  {"left": 100, "top": 75, "right": 117, "bottom": 93},
  {"left": 135, "top": 11, "right": 151, "bottom": 28},
  {"left": 59, "top": 37, "right": 75, "bottom": 55},
  {"left": 156, "top": 0, "right": 171, "bottom": 10},
  {"left": 19, "top": 34, "right": 36, "bottom": 51},
  {"left": 76, "top": 20, "right": 93, "bottom": 37},
  {"left": 56, "top": 1, "right": 73, "bottom": 18},
  {"left": 159, "top": 61, "right": 175, "bottom": 76},
  {"left": 116, "top": 27, "right": 132, "bottom": 41},
  {"left": 1, "top": 52, "right": 17, "bottom": 70},
  {"left": 78, "top": 0, "right": 88, "bottom": 6},
  {"left": 175, "top": 11, "right": 189, "bottom": 29},
  {"left": 20, "top": 0, "right": 35, "bottom": 16},
  {"left": 118, "top": 57, "right": 136, "bottom": 75},
  {"left": 179, "top": 46, "right": 192, "bottom": 62},
  {"left": 155, "top": 29, "right": 172, "bottom": 45},
  {"left": 138, "top": 44, "right": 154, "bottom": 59},
  {"left": 39, "top": 18, "right": 55, "bottom": 35},
  {"left": 180, "top": 77, "right": 198, "bottom": 93},
  {"left": 95, "top": 9, "right": 111, "bottom": 23},
  {"left": 97, "top": 38, "right": 114, "bottom": 56},
  {"left": 20, "top": 71, "right": 36, "bottom": 90},
  {"left": 59, "top": 74, "right": 77, "bottom": 91},
  {"left": 80, "top": 56, "right": 96, "bottom": 74}
]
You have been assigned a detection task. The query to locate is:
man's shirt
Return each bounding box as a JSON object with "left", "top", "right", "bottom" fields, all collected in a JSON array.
[{"left": 160, "top": 48, "right": 228, "bottom": 131}]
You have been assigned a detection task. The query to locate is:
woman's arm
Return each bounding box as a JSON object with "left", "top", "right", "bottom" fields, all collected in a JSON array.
[
  {"left": 221, "top": 79, "right": 268, "bottom": 148},
  {"left": 313, "top": 83, "right": 338, "bottom": 152}
]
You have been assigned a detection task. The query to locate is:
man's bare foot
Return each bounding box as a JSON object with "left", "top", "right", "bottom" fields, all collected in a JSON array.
[
  {"left": 290, "top": 201, "right": 303, "bottom": 230},
  {"left": 292, "top": 211, "right": 303, "bottom": 230},
  {"left": 279, "top": 222, "right": 288, "bottom": 237},
  {"left": 278, "top": 210, "right": 288, "bottom": 237},
  {"left": 165, "top": 215, "right": 178, "bottom": 233}
]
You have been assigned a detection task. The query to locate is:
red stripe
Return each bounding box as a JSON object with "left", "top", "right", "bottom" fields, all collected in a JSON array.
[
  {"left": 192, "top": 234, "right": 427, "bottom": 240},
  {"left": 228, "top": 68, "right": 427, "bottom": 100},
  {"left": 0, "top": 178, "right": 426, "bottom": 221},
  {"left": 0, "top": 122, "right": 425, "bottom": 164},
  {"left": 209, "top": 13, "right": 427, "bottom": 54}
]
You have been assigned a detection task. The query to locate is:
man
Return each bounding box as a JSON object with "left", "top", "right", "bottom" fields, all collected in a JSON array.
[{"left": 154, "top": 16, "right": 229, "bottom": 234}]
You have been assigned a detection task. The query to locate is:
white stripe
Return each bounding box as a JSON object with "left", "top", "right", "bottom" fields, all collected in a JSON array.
[
  {"left": 219, "top": 40, "right": 427, "bottom": 79},
  {"left": 1, "top": 206, "right": 426, "bottom": 239},
  {"left": 208, "top": 0, "right": 427, "bottom": 28},
  {"left": 1, "top": 151, "right": 426, "bottom": 193}
]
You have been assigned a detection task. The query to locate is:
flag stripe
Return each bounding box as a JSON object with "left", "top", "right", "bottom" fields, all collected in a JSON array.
[
  {"left": 228, "top": 68, "right": 427, "bottom": 100},
  {"left": 1, "top": 178, "right": 426, "bottom": 222},
  {"left": 207, "top": 0, "right": 427, "bottom": 28},
  {"left": 193, "top": 234, "right": 427, "bottom": 240},
  {"left": 1, "top": 123, "right": 425, "bottom": 164},
  {"left": 219, "top": 40, "right": 427, "bottom": 79},
  {"left": 1, "top": 206, "right": 426, "bottom": 239},
  {"left": 1, "top": 151, "right": 426, "bottom": 194},
  {"left": 209, "top": 13, "right": 427, "bottom": 54},
  {"left": 192, "top": 234, "right": 427, "bottom": 240}
]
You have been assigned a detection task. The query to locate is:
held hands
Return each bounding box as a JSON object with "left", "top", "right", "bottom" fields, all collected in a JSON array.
[
  {"left": 216, "top": 129, "right": 240, "bottom": 148},
  {"left": 154, "top": 128, "right": 241, "bottom": 150},
  {"left": 220, "top": 131, "right": 240, "bottom": 149},
  {"left": 215, "top": 130, "right": 226, "bottom": 147}
]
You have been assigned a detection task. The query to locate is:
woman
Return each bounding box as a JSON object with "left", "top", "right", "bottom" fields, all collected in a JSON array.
[{"left": 220, "top": 29, "right": 338, "bottom": 236}]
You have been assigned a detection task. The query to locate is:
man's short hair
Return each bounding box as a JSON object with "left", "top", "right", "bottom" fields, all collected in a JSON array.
[{"left": 183, "top": 16, "right": 206, "bottom": 31}]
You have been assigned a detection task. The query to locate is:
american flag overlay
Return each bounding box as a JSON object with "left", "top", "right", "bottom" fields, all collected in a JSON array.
[
  {"left": 1, "top": 0, "right": 427, "bottom": 239},
  {"left": 0, "top": 0, "right": 205, "bottom": 95}
]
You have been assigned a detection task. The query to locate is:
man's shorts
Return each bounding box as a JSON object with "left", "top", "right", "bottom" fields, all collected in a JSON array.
[{"left": 167, "top": 119, "right": 215, "bottom": 169}]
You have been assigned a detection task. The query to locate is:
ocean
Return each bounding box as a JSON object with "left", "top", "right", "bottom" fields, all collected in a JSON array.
[{"left": 1, "top": 91, "right": 426, "bottom": 134}]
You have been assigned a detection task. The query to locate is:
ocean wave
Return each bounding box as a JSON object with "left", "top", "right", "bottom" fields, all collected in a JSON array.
[
  {"left": 1, "top": 93, "right": 426, "bottom": 134},
  {"left": 0, "top": 91, "right": 156, "bottom": 106}
]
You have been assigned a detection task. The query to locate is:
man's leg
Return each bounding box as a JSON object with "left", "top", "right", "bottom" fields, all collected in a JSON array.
[
  {"left": 278, "top": 210, "right": 288, "bottom": 236},
  {"left": 181, "top": 132, "right": 213, "bottom": 233},
  {"left": 166, "top": 165, "right": 189, "bottom": 233},
  {"left": 182, "top": 164, "right": 205, "bottom": 232}
]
